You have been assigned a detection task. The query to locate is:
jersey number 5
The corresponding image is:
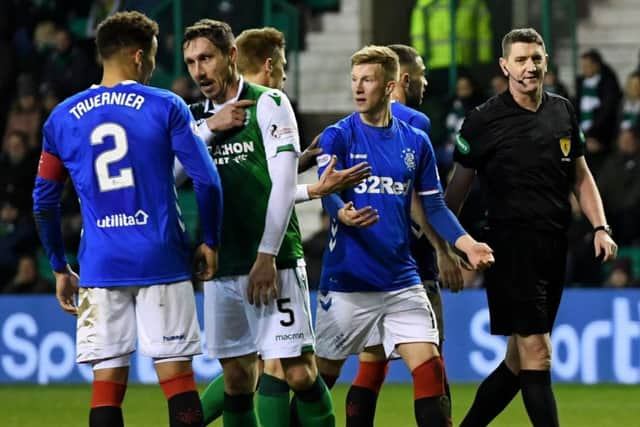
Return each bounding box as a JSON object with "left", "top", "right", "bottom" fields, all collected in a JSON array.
[
  {"left": 277, "top": 298, "right": 295, "bottom": 327},
  {"left": 91, "top": 123, "right": 135, "bottom": 192}
]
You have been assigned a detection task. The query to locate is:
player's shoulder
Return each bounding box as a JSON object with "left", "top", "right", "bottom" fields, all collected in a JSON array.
[
  {"left": 49, "top": 87, "right": 95, "bottom": 121},
  {"left": 395, "top": 117, "right": 430, "bottom": 147},
  {"left": 252, "top": 84, "right": 289, "bottom": 108},
  {"left": 189, "top": 99, "right": 208, "bottom": 119},
  {"left": 135, "top": 84, "right": 186, "bottom": 108},
  {"left": 391, "top": 101, "right": 429, "bottom": 122}
]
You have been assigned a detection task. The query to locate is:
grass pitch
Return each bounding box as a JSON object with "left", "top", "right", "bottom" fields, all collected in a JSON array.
[{"left": 1, "top": 383, "right": 637, "bottom": 426}]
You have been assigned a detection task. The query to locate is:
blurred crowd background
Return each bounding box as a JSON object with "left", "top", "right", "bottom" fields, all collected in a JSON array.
[{"left": 1, "top": 0, "right": 639, "bottom": 294}]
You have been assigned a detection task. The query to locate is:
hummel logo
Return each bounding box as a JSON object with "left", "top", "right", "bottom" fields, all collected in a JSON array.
[
  {"left": 268, "top": 92, "right": 281, "bottom": 106},
  {"left": 320, "top": 297, "right": 333, "bottom": 311}
]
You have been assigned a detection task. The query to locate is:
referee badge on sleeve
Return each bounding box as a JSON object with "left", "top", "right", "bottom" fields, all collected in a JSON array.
[
  {"left": 455, "top": 134, "right": 471, "bottom": 155},
  {"left": 559, "top": 137, "right": 571, "bottom": 157}
]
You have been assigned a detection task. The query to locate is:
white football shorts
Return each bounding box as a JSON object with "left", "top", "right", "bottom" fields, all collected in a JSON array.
[
  {"left": 76, "top": 280, "right": 201, "bottom": 364},
  {"left": 315, "top": 284, "right": 439, "bottom": 360},
  {"left": 204, "top": 260, "right": 315, "bottom": 360}
]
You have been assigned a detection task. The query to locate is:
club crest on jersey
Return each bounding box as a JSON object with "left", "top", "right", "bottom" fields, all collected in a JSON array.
[
  {"left": 402, "top": 148, "right": 416, "bottom": 171},
  {"left": 317, "top": 153, "right": 331, "bottom": 167},
  {"left": 559, "top": 137, "right": 571, "bottom": 157}
]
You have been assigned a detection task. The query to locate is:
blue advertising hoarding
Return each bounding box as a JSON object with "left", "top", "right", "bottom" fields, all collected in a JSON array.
[{"left": 1, "top": 290, "right": 639, "bottom": 384}]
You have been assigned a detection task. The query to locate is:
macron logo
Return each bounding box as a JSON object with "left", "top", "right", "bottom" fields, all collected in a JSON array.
[{"left": 96, "top": 209, "right": 149, "bottom": 228}]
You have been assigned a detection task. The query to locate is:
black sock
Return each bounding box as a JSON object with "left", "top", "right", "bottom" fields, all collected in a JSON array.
[
  {"left": 460, "top": 361, "right": 520, "bottom": 427},
  {"left": 346, "top": 385, "right": 378, "bottom": 427},
  {"left": 520, "top": 369, "right": 559, "bottom": 427},
  {"left": 444, "top": 375, "right": 452, "bottom": 423},
  {"left": 167, "top": 390, "right": 204, "bottom": 426},
  {"left": 414, "top": 396, "right": 449, "bottom": 427},
  {"left": 89, "top": 406, "right": 124, "bottom": 427}
]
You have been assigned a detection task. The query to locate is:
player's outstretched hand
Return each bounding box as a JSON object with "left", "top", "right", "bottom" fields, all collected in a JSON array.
[
  {"left": 437, "top": 245, "right": 465, "bottom": 292},
  {"left": 206, "top": 100, "right": 255, "bottom": 132},
  {"left": 248, "top": 253, "right": 278, "bottom": 307},
  {"left": 54, "top": 266, "right": 79, "bottom": 315},
  {"left": 337, "top": 201, "right": 379, "bottom": 228},
  {"left": 454, "top": 235, "right": 494, "bottom": 271},
  {"left": 309, "top": 156, "right": 371, "bottom": 198},
  {"left": 193, "top": 243, "right": 218, "bottom": 281},
  {"left": 298, "top": 133, "right": 323, "bottom": 173},
  {"left": 466, "top": 242, "right": 495, "bottom": 271},
  {"left": 594, "top": 231, "right": 617, "bottom": 262}
]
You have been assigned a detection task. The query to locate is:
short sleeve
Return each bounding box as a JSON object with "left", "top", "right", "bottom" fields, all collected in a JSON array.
[
  {"left": 257, "top": 89, "right": 301, "bottom": 158},
  {"left": 452, "top": 108, "right": 486, "bottom": 169},
  {"left": 566, "top": 100, "right": 585, "bottom": 159}
]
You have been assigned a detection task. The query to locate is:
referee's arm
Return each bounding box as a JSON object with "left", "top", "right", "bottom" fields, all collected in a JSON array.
[
  {"left": 573, "top": 156, "right": 618, "bottom": 261},
  {"left": 444, "top": 163, "right": 476, "bottom": 215}
]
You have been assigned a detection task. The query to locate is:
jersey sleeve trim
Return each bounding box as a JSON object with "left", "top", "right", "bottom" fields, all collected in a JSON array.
[
  {"left": 276, "top": 144, "right": 295, "bottom": 154},
  {"left": 418, "top": 189, "right": 440, "bottom": 196}
]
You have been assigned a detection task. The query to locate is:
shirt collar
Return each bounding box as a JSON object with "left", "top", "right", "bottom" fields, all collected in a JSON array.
[{"left": 205, "top": 75, "right": 245, "bottom": 114}]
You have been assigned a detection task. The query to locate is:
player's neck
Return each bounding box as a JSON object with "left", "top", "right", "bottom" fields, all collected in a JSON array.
[
  {"left": 510, "top": 86, "right": 543, "bottom": 112},
  {"left": 243, "top": 72, "right": 267, "bottom": 87},
  {"left": 391, "top": 91, "right": 406, "bottom": 105},
  {"left": 100, "top": 63, "right": 139, "bottom": 87},
  {"left": 213, "top": 72, "right": 241, "bottom": 105},
  {"left": 360, "top": 103, "right": 392, "bottom": 127}
]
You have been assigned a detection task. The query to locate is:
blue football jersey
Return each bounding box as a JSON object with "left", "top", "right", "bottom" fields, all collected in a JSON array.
[
  {"left": 391, "top": 101, "right": 437, "bottom": 282},
  {"left": 33, "top": 81, "right": 221, "bottom": 287},
  {"left": 318, "top": 112, "right": 442, "bottom": 292}
]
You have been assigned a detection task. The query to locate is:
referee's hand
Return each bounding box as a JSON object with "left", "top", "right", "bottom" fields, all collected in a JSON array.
[{"left": 594, "top": 231, "right": 617, "bottom": 262}]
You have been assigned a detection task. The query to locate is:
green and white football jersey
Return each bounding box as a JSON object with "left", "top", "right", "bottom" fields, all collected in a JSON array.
[{"left": 190, "top": 80, "right": 304, "bottom": 277}]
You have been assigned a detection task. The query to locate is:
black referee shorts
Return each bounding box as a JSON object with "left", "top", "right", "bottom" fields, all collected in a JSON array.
[{"left": 483, "top": 227, "right": 567, "bottom": 336}]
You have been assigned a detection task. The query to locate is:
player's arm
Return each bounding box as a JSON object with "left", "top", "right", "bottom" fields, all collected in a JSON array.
[
  {"left": 247, "top": 90, "right": 300, "bottom": 306},
  {"left": 174, "top": 100, "right": 256, "bottom": 186},
  {"left": 316, "top": 128, "right": 378, "bottom": 227},
  {"left": 411, "top": 191, "right": 465, "bottom": 291},
  {"left": 33, "top": 121, "right": 78, "bottom": 314},
  {"left": 414, "top": 130, "right": 493, "bottom": 270},
  {"left": 170, "top": 98, "right": 224, "bottom": 280},
  {"left": 295, "top": 155, "right": 371, "bottom": 203}
]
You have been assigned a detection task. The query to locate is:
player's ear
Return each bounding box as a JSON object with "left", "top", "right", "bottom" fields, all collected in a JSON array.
[
  {"left": 386, "top": 79, "right": 396, "bottom": 96},
  {"left": 401, "top": 72, "right": 410, "bottom": 88},
  {"left": 229, "top": 45, "right": 238, "bottom": 64},
  {"left": 264, "top": 57, "right": 273, "bottom": 74}
]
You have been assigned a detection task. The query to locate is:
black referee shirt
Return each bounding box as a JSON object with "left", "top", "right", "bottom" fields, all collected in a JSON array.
[{"left": 453, "top": 90, "right": 585, "bottom": 232}]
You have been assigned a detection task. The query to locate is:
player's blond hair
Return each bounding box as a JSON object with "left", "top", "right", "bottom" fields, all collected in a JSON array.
[
  {"left": 351, "top": 45, "right": 399, "bottom": 83},
  {"left": 236, "top": 27, "right": 285, "bottom": 75}
]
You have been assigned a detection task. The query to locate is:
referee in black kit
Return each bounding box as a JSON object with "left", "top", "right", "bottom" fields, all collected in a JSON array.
[{"left": 445, "top": 28, "right": 618, "bottom": 427}]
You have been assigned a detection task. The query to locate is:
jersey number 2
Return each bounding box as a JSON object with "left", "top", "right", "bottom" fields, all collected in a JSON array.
[{"left": 91, "top": 123, "right": 134, "bottom": 192}]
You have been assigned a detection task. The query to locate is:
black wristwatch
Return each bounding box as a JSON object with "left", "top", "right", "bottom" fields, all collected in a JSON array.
[{"left": 594, "top": 225, "right": 613, "bottom": 237}]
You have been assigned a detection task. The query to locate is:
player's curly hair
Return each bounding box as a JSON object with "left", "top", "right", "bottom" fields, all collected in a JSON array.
[
  {"left": 501, "top": 28, "right": 546, "bottom": 57},
  {"left": 236, "top": 27, "right": 285, "bottom": 75},
  {"left": 183, "top": 19, "right": 235, "bottom": 54},
  {"left": 95, "top": 11, "right": 159, "bottom": 60},
  {"left": 351, "top": 45, "right": 399, "bottom": 83}
]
